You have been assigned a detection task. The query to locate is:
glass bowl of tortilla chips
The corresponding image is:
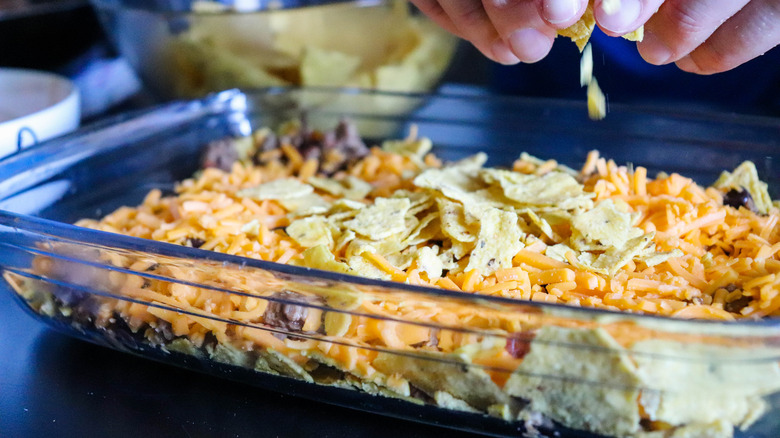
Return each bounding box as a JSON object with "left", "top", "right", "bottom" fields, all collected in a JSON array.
[{"left": 91, "top": 0, "right": 457, "bottom": 99}]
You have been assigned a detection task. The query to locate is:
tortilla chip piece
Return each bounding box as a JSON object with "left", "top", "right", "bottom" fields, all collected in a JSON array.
[
  {"left": 504, "top": 326, "right": 643, "bottom": 437},
  {"left": 559, "top": 3, "right": 645, "bottom": 51},
  {"left": 343, "top": 176, "right": 374, "bottom": 200},
  {"left": 414, "top": 165, "right": 483, "bottom": 191},
  {"left": 590, "top": 232, "right": 654, "bottom": 274},
  {"left": 286, "top": 216, "right": 335, "bottom": 249},
  {"left": 334, "top": 229, "right": 356, "bottom": 254},
  {"left": 403, "top": 211, "right": 440, "bottom": 246},
  {"left": 580, "top": 43, "right": 593, "bottom": 87},
  {"left": 517, "top": 152, "right": 579, "bottom": 177},
  {"left": 558, "top": 4, "right": 596, "bottom": 51},
  {"left": 375, "top": 63, "right": 425, "bottom": 92},
  {"left": 345, "top": 236, "right": 406, "bottom": 261},
  {"left": 481, "top": 169, "right": 593, "bottom": 211},
  {"left": 276, "top": 192, "right": 330, "bottom": 216},
  {"left": 237, "top": 178, "right": 314, "bottom": 200},
  {"left": 307, "top": 176, "right": 344, "bottom": 195},
  {"left": 330, "top": 199, "right": 366, "bottom": 212},
  {"left": 631, "top": 339, "right": 780, "bottom": 429},
  {"left": 309, "top": 175, "right": 373, "bottom": 200},
  {"left": 447, "top": 152, "right": 488, "bottom": 171},
  {"left": 208, "top": 342, "right": 254, "bottom": 368},
  {"left": 520, "top": 209, "right": 559, "bottom": 241},
  {"left": 571, "top": 199, "right": 643, "bottom": 249},
  {"left": 638, "top": 249, "right": 684, "bottom": 267},
  {"left": 623, "top": 27, "right": 644, "bottom": 42},
  {"left": 448, "top": 240, "right": 475, "bottom": 262},
  {"left": 373, "top": 351, "right": 514, "bottom": 411},
  {"left": 300, "top": 46, "right": 362, "bottom": 87},
  {"left": 545, "top": 243, "right": 575, "bottom": 264},
  {"left": 348, "top": 255, "right": 392, "bottom": 280},
  {"left": 381, "top": 137, "right": 433, "bottom": 158},
  {"left": 241, "top": 219, "right": 261, "bottom": 236},
  {"left": 416, "top": 246, "right": 443, "bottom": 279},
  {"left": 298, "top": 245, "right": 353, "bottom": 275},
  {"left": 394, "top": 190, "right": 435, "bottom": 216},
  {"left": 466, "top": 208, "right": 525, "bottom": 276},
  {"left": 344, "top": 197, "right": 411, "bottom": 240},
  {"left": 255, "top": 348, "right": 314, "bottom": 383},
  {"left": 437, "top": 197, "right": 479, "bottom": 243},
  {"left": 385, "top": 250, "right": 415, "bottom": 272},
  {"left": 587, "top": 78, "right": 607, "bottom": 121},
  {"left": 434, "top": 391, "right": 479, "bottom": 413}
]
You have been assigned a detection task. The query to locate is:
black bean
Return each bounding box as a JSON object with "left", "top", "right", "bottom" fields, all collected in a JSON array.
[
  {"left": 186, "top": 237, "right": 206, "bottom": 248},
  {"left": 723, "top": 188, "right": 757, "bottom": 213},
  {"left": 724, "top": 295, "right": 752, "bottom": 314}
]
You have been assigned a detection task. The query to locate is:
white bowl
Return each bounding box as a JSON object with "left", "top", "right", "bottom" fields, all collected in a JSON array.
[{"left": 0, "top": 68, "right": 80, "bottom": 159}]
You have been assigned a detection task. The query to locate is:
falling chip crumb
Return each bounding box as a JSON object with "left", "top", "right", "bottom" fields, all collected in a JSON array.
[
  {"left": 587, "top": 79, "right": 607, "bottom": 121},
  {"left": 580, "top": 43, "right": 607, "bottom": 120},
  {"left": 580, "top": 43, "right": 593, "bottom": 87}
]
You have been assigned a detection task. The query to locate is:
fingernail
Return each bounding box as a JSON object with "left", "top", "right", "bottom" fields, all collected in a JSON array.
[
  {"left": 597, "top": 0, "right": 640, "bottom": 34},
  {"left": 508, "top": 28, "right": 552, "bottom": 63},
  {"left": 491, "top": 39, "right": 521, "bottom": 65},
  {"left": 638, "top": 30, "right": 673, "bottom": 65},
  {"left": 541, "top": 0, "right": 580, "bottom": 25},
  {"left": 675, "top": 55, "right": 699, "bottom": 73}
]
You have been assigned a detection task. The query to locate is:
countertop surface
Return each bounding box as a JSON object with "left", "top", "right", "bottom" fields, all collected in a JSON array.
[{"left": 0, "top": 289, "right": 485, "bottom": 438}]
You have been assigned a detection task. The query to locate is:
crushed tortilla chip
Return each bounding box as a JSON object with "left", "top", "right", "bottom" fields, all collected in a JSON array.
[
  {"left": 437, "top": 197, "right": 479, "bottom": 243},
  {"left": 287, "top": 216, "right": 335, "bottom": 249},
  {"left": 481, "top": 170, "right": 593, "bottom": 211},
  {"left": 587, "top": 78, "right": 607, "bottom": 121},
  {"left": 466, "top": 208, "right": 525, "bottom": 276},
  {"left": 238, "top": 177, "right": 314, "bottom": 200},
  {"left": 571, "top": 199, "right": 643, "bottom": 249},
  {"left": 344, "top": 197, "right": 412, "bottom": 240}
]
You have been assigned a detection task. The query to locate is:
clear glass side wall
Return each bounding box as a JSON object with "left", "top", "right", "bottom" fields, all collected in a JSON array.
[{"left": 1, "top": 88, "right": 780, "bottom": 437}]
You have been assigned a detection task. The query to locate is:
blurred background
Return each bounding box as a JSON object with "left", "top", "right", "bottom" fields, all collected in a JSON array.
[{"left": 2, "top": 0, "right": 779, "bottom": 121}]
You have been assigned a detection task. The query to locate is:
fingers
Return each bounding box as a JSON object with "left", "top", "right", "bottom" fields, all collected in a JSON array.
[
  {"left": 675, "top": 0, "right": 780, "bottom": 74},
  {"left": 435, "top": 0, "right": 502, "bottom": 57},
  {"left": 411, "top": 0, "right": 589, "bottom": 64},
  {"left": 415, "top": 0, "right": 780, "bottom": 73},
  {"left": 536, "top": 0, "right": 589, "bottom": 27},
  {"left": 637, "top": 0, "right": 748, "bottom": 66},
  {"left": 593, "top": 0, "right": 665, "bottom": 35},
  {"left": 484, "top": 0, "right": 561, "bottom": 64},
  {"left": 409, "top": 0, "right": 462, "bottom": 37},
  {"left": 412, "top": 0, "right": 514, "bottom": 64}
]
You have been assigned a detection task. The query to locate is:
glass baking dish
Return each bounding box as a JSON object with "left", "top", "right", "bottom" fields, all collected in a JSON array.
[{"left": 1, "top": 87, "right": 780, "bottom": 438}]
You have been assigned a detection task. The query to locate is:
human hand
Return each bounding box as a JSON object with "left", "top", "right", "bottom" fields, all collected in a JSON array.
[
  {"left": 410, "top": 0, "right": 780, "bottom": 74},
  {"left": 634, "top": 0, "right": 780, "bottom": 74},
  {"left": 408, "top": 0, "right": 594, "bottom": 64},
  {"left": 408, "top": 0, "right": 662, "bottom": 64}
]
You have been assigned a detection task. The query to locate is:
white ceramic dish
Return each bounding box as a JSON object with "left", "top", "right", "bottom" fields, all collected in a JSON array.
[{"left": 0, "top": 68, "right": 80, "bottom": 159}]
